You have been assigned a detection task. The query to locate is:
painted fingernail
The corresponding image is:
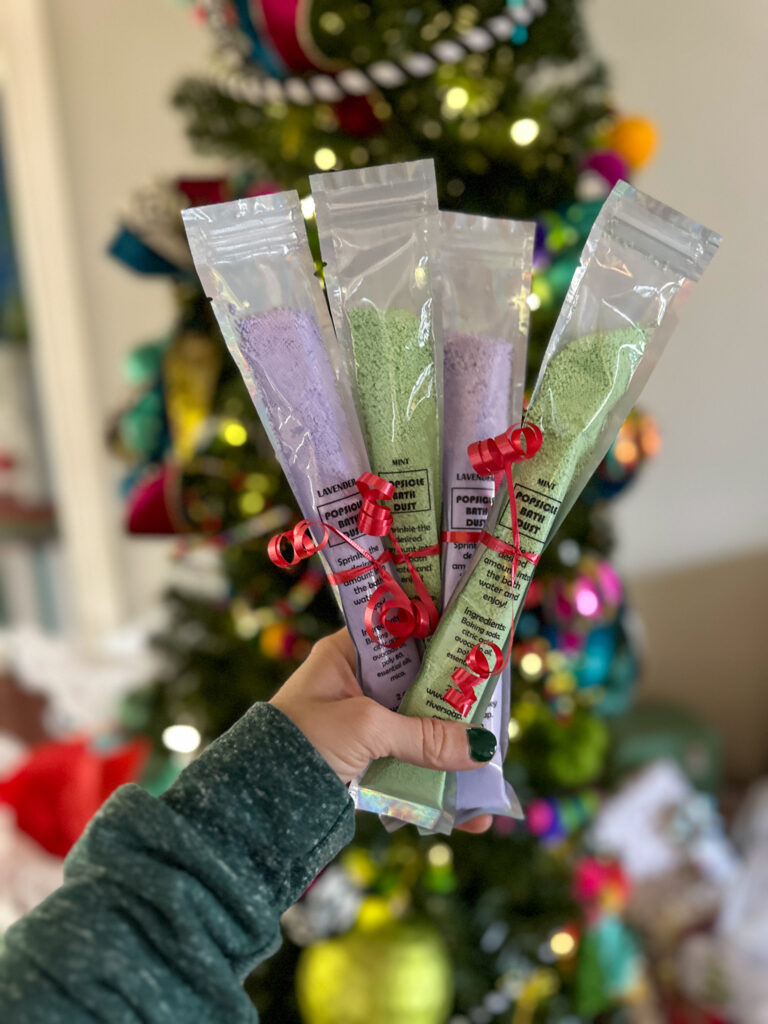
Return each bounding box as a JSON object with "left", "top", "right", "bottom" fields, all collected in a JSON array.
[{"left": 467, "top": 727, "right": 496, "bottom": 763}]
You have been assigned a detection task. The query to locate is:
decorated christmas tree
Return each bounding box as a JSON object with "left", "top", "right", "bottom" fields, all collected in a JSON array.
[{"left": 109, "top": 2, "right": 666, "bottom": 1019}]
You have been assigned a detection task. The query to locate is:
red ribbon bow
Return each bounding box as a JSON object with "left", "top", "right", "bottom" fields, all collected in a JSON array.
[
  {"left": 443, "top": 423, "right": 543, "bottom": 716},
  {"left": 268, "top": 474, "right": 439, "bottom": 649}
]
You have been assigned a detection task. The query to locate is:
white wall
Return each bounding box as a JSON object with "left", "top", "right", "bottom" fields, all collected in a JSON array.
[
  {"left": 585, "top": 0, "right": 768, "bottom": 577},
  {"left": 43, "top": 0, "right": 222, "bottom": 617}
]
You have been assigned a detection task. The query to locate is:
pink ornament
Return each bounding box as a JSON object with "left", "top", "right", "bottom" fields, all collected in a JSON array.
[
  {"left": 574, "top": 578, "right": 601, "bottom": 618},
  {"left": 527, "top": 798, "right": 556, "bottom": 836},
  {"left": 583, "top": 150, "right": 630, "bottom": 189},
  {"left": 596, "top": 561, "right": 623, "bottom": 606}
]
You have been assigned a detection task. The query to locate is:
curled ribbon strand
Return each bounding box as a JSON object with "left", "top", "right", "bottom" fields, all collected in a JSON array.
[
  {"left": 443, "top": 423, "right": 543, "bottom": 716},
  {"left": 268, "top": 474, "right": 439, "bottom": 649}
]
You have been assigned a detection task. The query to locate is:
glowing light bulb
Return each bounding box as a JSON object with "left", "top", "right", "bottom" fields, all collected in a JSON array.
[
  {"left": 574, "top": 584, "right": 600, "bottom": 617},
  {"left": 314, "top": 147, "right": 337, "bottom": 170},
  {"left": 162, "top": 724, "right": 201, "bottom": 754},
  {"left": 221, "top": 420, "right": 247, "bottom": 446},
  {"left": 427, "top": 843, "right": 452, "bottom": 867},
  {"left": 240, "top": 491, "right": 266, "bottom": 515},
  {"left": 519, "top": 652, "right": 543, "bottom": 678},
  {"left": 527, "top": 293, "right": 541, "bottom": 311},
  {"left": 300, "top": 195, "right": 315, "bottom": 219},
  {"left": 550, "top": 930, "right": 576, "bottom": 957},
  {"left": 510, "top": 118, "right": 540, "bottom": 146},
  {"left": 507, "top": 718, "right": 521, "bottom": 741},
  {"left": 444, "top": 86, "right": 469, "bottom": 111}
]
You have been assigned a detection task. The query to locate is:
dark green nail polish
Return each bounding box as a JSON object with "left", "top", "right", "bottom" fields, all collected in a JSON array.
[{"left": 467, "top": 727, "right": 496, "bottom": 763}]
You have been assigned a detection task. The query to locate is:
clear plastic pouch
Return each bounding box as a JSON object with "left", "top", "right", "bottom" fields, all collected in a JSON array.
[
  {"left": 439, "top": 211, "right": 534, "bottom": 827},
  {"left": 311, "top": 160, "right": 443, "bottom": 611},
  {"left": 356, "top": 181, "right": 722, "bottom": 830},
  {"left": 182, "top": 192, "right": 423, "bottom": 711}
]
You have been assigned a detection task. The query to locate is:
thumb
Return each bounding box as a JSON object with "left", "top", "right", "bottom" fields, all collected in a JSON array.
[{"left": 373, "top": 710, "right": 497, "bottom": 771}]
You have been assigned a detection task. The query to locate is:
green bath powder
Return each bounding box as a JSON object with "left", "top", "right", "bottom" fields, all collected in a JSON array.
[
  {"left": 347, "top": 306, "right": 442, "bottom": 606},
  {"left": 357, "top": 326, "right": 647, "bottom": 826}
]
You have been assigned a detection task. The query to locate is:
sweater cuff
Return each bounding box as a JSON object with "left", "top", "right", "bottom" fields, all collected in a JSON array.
[{"left": 162, "top": 703, "right": 354, "bottom": 890}]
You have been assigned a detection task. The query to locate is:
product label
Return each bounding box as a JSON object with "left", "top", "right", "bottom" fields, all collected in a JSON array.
[
  {"left": 450, "top": 484, "right": 495, "bottom": 531},
  {"left": 314, "top": 477, "right": 421, "bottom": 711},
  {"left": 379, "top": 467, "right": 432, "bottom": 514}
]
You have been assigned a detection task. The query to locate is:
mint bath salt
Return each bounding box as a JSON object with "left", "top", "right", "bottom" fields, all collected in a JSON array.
[
  {"left": 312, "top": 161, "right": 443, "bottom": 611},
  {"left": 356, "top": 182, "right": 722, "bottom": 830}
]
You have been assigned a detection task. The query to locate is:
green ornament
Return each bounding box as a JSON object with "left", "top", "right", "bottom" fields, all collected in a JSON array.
[
  {"left": 122, "top": 340, "right": 167, "bottom": 386},
  {"left": 296, "top": 921, "right": 452, "bottom": 1024}
]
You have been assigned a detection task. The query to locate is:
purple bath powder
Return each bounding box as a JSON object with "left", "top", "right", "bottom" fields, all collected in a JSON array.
[
  {"left": 237, "top": 306, "right": 422, "bottom": 711},
  {"left": 443, "top": 330, "right": 520, "bottom": 825}
]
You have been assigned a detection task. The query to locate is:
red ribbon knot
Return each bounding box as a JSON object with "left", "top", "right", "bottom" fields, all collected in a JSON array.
[
  {"left": 267, "top": 473, "right": 439, "bottom": 649},
  {"left": 443, "top": 422, "right": 544, "bottom": 717}
]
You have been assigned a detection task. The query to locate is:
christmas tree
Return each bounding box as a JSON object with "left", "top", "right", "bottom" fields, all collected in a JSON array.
[{"left": 110, "top": 2, "right": 663, "bottom": 1019}]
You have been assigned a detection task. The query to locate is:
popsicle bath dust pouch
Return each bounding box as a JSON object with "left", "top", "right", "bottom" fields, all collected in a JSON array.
[
  {"left": 182, "top": 192, "right": 422, "bottom": 712},
  {"left": 354, "top": 181, "right": 722, "bottom": 830},
  {"left": 439, "top": 211, "right": 534, "bottom": 826},
  {"left": 311, "top": 160, "right": 443, "bottom": 615}
]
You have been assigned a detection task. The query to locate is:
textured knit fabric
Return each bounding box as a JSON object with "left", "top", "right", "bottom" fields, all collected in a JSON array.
[{"left": 0, "top": 703, "right": 355, "bottom": 1022}]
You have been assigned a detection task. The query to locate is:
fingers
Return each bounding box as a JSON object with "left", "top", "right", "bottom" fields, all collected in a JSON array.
[
  {"left": 370, "top": 708, "right": 496, "bottom": 773},
  {"left": 316, "top": 628, "right": 358, "bottom": 674},
  {"left": 457, "top": 814, "right": 494, "bottom": 834}
]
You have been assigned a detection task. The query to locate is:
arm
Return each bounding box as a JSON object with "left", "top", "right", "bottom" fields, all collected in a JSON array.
[
  {"left": 0, "top": 703, "right": 353, "bottom": 1023},
  {"left": 0, "top": 631, "right": 494, "bottom": 1023}
]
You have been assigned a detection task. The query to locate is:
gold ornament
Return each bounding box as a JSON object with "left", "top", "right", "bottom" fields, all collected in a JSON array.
[
  {"left": 163, "top": 330, "right": 221, "bottom": 463},
  {"left": 296, "top": 921, "right": 452, "bottom": 1024}
]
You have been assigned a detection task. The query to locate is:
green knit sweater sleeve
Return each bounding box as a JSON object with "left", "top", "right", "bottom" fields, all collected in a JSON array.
[{"left": 0, "top": 703, "right": 355, "bottom": 1023}]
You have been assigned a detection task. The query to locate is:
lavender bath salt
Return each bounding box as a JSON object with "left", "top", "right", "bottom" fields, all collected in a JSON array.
[
  {"left": 440, "top": 213, "right": 534, "bottom": 826},
  {"left": 182, "top": 193, "right": 422, "bottom": 711}
]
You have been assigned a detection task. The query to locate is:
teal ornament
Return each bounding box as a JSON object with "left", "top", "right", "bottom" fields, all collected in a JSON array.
[
  {"left": 119, "top": 389, "right": 165, "bottom": 458},
  {"left": 122, "top": 341, "right": 166, "bottom": 387},
  {"left": 511, "top": 25, "right": 528, "bottom": 44}
]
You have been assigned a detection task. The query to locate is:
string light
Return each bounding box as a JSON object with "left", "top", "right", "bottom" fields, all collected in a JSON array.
[
  {"left": 510, "top": 118, "right": 540, "bottom": 146},
  {"left": 508, "top": 718, "right": 521, "bottom": 740},
  {"left": 221, "top": 420, "right": 247, "bottom": 446},
  {"left": 313, "top": 147, "right": 337, "bottom": 170},
  {"left": 300, "top": 195, "right": 315, "bottom": 219},
  {"left": 444, "top": 85, "right": 470, "bottom": 111},
  {"left": 162, "top": 724, "right": 201, "bottom": 754},
  {"left": 427, "top": 843, "right": 453, "bottom": 867},
  {"left": 526, "top": 293, "right": 541, "bottom": 311},
  {"left": 519, "top": 651, "right": 544, "bottom": 679},
  {"left": 549, "top": 930, "right": 576, "bottom": 957},
  {"left": 240, "top": 491, "right": 266, "bottom": 515}
]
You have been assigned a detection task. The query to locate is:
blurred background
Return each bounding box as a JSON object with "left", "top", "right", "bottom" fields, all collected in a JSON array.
[{"left": 0, "top": 1, "right": 766, "bottom": 1021}]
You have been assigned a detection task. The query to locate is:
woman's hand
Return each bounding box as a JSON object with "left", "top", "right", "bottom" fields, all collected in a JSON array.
[{"left": 270, "top": 629, "right": 495, "bottom": 833}]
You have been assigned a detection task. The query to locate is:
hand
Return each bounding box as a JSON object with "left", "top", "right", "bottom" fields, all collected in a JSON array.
[{"left": 270, "top": 629, "right": 494, "bottom": 833}]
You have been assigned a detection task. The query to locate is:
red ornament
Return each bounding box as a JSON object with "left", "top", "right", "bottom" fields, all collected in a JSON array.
[
  {"left": 0, "top": 737, "right": 149, "bottom": 857},
  {"left": 333, "top": 96, "right": 382, "bottom": 138},
  {"left": 126, "top": 464, "right": 187, "bottom": 535}
]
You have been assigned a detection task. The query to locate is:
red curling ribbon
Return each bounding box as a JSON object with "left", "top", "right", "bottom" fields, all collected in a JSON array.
[
  {"left": 268, "top": 474, "right": 440, "bottom": 648},
  {"left": 356, "top": 472, "right": 394, "bottom": 536},
  {"left": 443, "top": 423, "right": 544, "bottom": 716},
  {"left": 267, "top": 519, "right": 328, "bottom": 567}
]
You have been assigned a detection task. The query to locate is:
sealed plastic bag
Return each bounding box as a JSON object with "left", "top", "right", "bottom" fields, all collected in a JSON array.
[
  {"left": 440, "top": 211, "right": 534, "bottom": 826},
  {"left": 182, "top": 192, "right": 422, "bottom": 711},
  {"left": 355, "top": 182, "right": 722, "bottom": 829},
  {"left": 311, "top": 160, "right": 443, "bottom": 612}
]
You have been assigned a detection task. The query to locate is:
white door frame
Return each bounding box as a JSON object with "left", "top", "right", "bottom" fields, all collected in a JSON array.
[{"left": 0, "top": 0, "right": 124, "bottom": 640}]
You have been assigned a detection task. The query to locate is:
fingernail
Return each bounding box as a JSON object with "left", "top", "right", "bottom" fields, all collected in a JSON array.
[{"left": 467, "top": 727, "right": 496, "bottom": 763}]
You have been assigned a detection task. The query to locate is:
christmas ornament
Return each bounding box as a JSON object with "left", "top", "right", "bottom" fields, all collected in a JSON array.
[
  {"left": 163, "top": 329, "right": 222, "bottom": 463},
  {"left": 0, "top": 736, "right": 148, "bottom": 857},
  {"left": 125, "top": 464, "right": 188, "bottom": 535},
  {"left": 605, "top": 116, "right": 659, "bottom": 170},
  {"left": 295, "top": 920, "right": 452, "bottom": 1024}
]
